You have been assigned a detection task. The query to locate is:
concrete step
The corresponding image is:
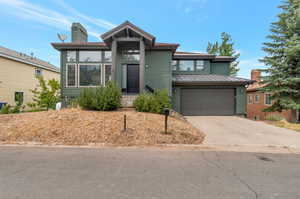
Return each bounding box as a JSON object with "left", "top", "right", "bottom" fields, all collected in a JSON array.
[{"left": 121, "top": 95, "right": 138, "bottom": 108}]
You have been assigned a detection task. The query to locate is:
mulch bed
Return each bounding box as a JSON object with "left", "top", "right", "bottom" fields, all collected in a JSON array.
[{"left": 0, "top": 108, "right": 205, "bottom": 146}]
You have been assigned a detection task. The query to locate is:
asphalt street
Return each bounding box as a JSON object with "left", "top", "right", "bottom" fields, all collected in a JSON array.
[{"left": 0, "top": 146, "right": 299, "bottom": 199}]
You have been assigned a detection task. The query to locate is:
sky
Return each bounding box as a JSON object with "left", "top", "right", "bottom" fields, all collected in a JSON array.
[{"left": 0, "top": 0, "right": 282, "bottom": 78}]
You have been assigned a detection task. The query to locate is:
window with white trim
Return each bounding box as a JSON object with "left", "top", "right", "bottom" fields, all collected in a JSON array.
[
  {"left": 35, "top": 68, "right": 42, "bottom": 76},
  {"left": 66, "top": 64, "right": 76, "bottom": 87},
  {"left": 67, "top": 51, "right": 76, "bottom": 62},
  {"left": 79, "top": 51, "right": 101, "bottom": 62},
  {"left": 104, "top": 64, "right": 112, "bottom": 85},
  {"left": 178, "top": 60, "right": 194, "bottom": 71},
  {"left": 195, "top": 60, "right": 205, "bottom": 71},
  {"left": 171, "top": 60, "right": 178, "bottom": 71},
  {"left": 104, "top": 51, "right": 112, "bottom": 62},
  {"left": 79, "top": 64, "right": 101, "bottom": 86}
]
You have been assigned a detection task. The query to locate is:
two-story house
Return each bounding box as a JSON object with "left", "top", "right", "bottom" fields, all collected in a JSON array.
[
  {"left": 52, "top": 21, "right": 252, "bottom": 116},
  {"left": 247, "top": 69, "right": 299, "bottom": 122},
  {"left": 0, "top": 45, "right": 60, "bottom": 109}
]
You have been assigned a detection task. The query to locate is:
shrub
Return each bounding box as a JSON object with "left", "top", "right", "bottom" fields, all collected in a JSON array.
[
  {"left": 0, "top": 105, "right": 10, "bottom": 114},
  {"left": 0, "top": 94, "right": 24, "bottom": 114},
  {"left": 30, "top": 76, "right": 60, "bottom": 110},
  {"left": 133, "top": 89, "right": 171, "bottom": 114},
  {"left": 78, "top": 82, "right": 121, "bottom": 111},
  {"left": 78, "top": 88, "right": 95, "bottom": 110},
  {"left": 266, "top": 114, "right": 284, "bottom": 121}
]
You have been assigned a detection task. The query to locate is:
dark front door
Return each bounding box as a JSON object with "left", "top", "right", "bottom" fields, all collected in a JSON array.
[{"left": 127, "top": 64, "right": 139, "bottom": 93}]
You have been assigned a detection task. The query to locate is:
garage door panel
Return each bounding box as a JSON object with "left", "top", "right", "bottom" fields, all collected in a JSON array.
[{"left": 181, "top": 88, "right": 235, "bottom": 116}]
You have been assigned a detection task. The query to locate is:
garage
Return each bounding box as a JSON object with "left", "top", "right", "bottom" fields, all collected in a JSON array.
[{"left": 181, "top": 88, "right": 235, "bottom": 116}]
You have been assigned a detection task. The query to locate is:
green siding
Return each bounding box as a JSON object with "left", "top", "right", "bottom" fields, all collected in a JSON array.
[
  {"left": 211, "top": 62, "right": 230, "bottom": 75},
  {"left": 145, "top": 50, "right": 172, "bottom": 94},
  {"left": 172, "top": 85, "right": 246, "bottom": 115},
  {"left": 235, "top": 86, "right": 247, "bottom": 115},
  {"left": 60, "top": 50, "right": 172, "bottom": 102}
]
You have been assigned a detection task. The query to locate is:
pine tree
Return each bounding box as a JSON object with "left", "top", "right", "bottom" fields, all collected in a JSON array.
[
  {"left": 260, "top": 0, "right": 300, "bottom": 112},
  {"left": 206, "top": 32, "right": 240, "bottom": 76}
]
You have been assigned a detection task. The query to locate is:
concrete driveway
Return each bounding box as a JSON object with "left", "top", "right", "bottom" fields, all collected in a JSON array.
[{"left": 186, "top": 116, "right": 300, "bottom": 148}]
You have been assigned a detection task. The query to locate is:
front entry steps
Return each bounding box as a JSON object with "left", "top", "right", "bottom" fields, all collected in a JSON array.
[{"left": 121, "top": 95, "right": 138, "bottom": 108}]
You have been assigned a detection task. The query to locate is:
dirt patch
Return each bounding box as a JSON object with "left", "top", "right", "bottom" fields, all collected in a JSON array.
[{"left": 0, "top": 108, "right": 205, "bottom": 146}]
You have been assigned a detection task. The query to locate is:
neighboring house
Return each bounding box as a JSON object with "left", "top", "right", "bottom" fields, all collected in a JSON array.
[
  {"left": 247, "top": 69, "right": 299, "bottom": 122},
  {"left": 0, "top": 45, "right": 60, "bottom": 108},
  {"left": 52, "top": 21, "right": 253, "bottom": 116}
]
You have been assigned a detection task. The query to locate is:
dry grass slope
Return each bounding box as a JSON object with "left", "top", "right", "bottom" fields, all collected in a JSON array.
[{"left": 0, "top": 109, "right": 205, "bottom": 146}]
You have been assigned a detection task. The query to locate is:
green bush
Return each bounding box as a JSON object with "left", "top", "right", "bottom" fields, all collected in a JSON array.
[
  {"left": 266, "top": 114, "right": 284, "bottom": 121},
  {"left": 78, "top": 82, "right": 121, "bottom": 111},
  {"left": 0, "top": 105, "right": 10, "bottom": 114},
  {"left": 30, "top": 76, "right": 60, "bottom": 110},
  {"left": 133, "top": 89, "right": 171, "bottom": 114},
  {"left": 78, "top": 88, "right": 95, "bottom": 110}
]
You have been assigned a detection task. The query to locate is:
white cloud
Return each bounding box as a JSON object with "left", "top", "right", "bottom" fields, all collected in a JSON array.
[
  {"left": 0, "top": 0, "right": 115, "bottom": 39},
  {"left": 54, "top": 0, "right": 116, "bottom": 29}
]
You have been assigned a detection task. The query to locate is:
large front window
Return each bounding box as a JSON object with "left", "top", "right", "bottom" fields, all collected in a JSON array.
[{"left": 79, "top": 64, "right": 101, "bottom": 86}]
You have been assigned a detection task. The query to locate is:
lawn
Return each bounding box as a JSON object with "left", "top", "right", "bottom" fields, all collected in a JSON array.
[
  {"left": 267, "top": 120, "right": 300, "bottom": 132},
  {"left": 0, "top": 108, "right": 205, "bottom": 146}
]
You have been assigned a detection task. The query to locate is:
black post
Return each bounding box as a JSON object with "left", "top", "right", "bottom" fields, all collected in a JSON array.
[
  {"left": 124, "top": 114, "right": 127, "bottom": 132},
  {"left": 165, "top": 114, "right": 168, "bottom": 134},
  {"left": 163, "top": 108, "right": 170, "bottom": 134}
]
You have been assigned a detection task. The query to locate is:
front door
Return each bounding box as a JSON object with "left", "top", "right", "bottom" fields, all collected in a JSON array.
[{"left": 127, "top": 64, "right": 139, "bottom": 93}]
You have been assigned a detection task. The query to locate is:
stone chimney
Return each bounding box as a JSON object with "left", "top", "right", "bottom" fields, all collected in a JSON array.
[
  {"left": 251, "top": 69, "right": 261, "bottom": 82},
  {"left": 71, "top": 23, "right": 87, "bottom": 42}
]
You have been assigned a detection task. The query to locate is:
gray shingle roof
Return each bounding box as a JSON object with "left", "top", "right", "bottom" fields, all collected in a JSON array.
[
  {"left": 173, "top": 74, "right": 253, "bottom": 85},
  {"left": 0, "top": 45, "right": 59, "bottom": 73}
]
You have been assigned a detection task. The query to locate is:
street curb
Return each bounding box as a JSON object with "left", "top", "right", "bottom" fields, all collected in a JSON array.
[{"left": 0, "top": 142, "right": 299, "bottom": 154}]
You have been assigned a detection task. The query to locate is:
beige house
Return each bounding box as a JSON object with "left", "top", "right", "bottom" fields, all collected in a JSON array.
[{"left": 0, "top": 45, "right": 60, "bottom": 108}]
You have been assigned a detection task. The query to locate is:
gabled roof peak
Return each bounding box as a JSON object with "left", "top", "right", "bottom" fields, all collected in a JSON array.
[{"left": 100, "top": 20, "right": 155, "bottom": 46}]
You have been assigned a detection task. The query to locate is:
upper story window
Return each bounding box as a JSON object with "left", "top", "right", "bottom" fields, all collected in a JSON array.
[
  {"left": 121, "top": 50, "right": 140, "bottom": 61},
  {"left": 171, "top": 60, "right": 178, "bottom": 71},
  {"left": 35, "top": 68, "right": 42, "bottom": 76},
  {"left": 67, "top": 51, "right": 76, "bottom": 62},
  {"left": 265, "top": 94, "right": 272, "bottom": 105},
  {"left": 178, "top": 60, "right": 194, "bottom": 71},
  {"left": 104, "top": 51, "right": 112, "bottom": 62},
  {"left": 79, "top": 51, "right": 101, "bottom": 62},
  {"left": 172, "top": 60, "right": 206, "bottom": 71},
  {"left": 195, "top": 60, "right": 205, "bottom": 71}
]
